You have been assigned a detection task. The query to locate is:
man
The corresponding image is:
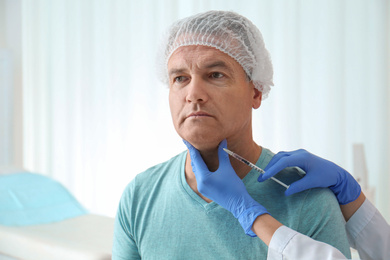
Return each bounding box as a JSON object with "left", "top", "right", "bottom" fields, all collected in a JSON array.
[{"left": 112, "top": 10, "right": 351, "bottom": 259}]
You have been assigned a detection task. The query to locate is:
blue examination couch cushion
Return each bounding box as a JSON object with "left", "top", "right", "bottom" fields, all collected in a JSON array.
[{"left": 0, "top": 172, "right": 87, "bottom": 226}]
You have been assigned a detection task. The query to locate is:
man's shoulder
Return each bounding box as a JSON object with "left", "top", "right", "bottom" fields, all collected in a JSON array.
[
  {"left": 118, "top": 151, "right": 186, "bottom": 208},
  {"left": 137, "top": 151, "right": 186, "bottom": 179},
  {"left": 123, "top": 151, "right": 186, "bottom": 192},
  {"left": 274, "top": 168, "right": 342, "bottom": 226},
  {"left": 260, "top": 164, "right": 339, "bottom": 215}
]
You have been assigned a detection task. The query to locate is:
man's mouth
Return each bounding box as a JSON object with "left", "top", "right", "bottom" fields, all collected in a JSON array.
[{"left": 186, "top": 111, "right": 212, "bottom": 119}]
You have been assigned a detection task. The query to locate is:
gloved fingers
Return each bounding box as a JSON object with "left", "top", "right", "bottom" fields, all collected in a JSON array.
[
  {"left": 263, "top": 151, "right": 292, "bottom": 171},
  {"left": 183, "top": 140, "right": 209, "bottom": 175},
  {"left": 259, "top": 155, "right": 301, "bottom": 182},
  {"left": 260, "top": 149, "right": 312, "bottom": 182},
  {"left": 284, "top": 178, "right": 314, "bottom": 196},
  {"left": 284, "top": 173, "right": 326, "bottom": 196},
  {"left": 217, "top": 139, "right": 231, "bottom": 167}
]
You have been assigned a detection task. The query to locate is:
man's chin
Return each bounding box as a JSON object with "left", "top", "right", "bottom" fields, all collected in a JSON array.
[{"left": 183, "top": 137, "right": 222, "bottom": 152}]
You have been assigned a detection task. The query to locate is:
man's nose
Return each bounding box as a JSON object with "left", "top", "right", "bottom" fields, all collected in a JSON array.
[{"left": 185, "top": 77, "right": 208, "bottom": 104}]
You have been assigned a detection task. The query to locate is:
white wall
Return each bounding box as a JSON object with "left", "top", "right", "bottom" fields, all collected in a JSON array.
[{"left": 0, "top": 0, "right": 23, "bottom": 168}]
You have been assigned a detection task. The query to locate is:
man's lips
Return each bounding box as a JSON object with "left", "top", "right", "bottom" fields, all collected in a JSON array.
[{"left": 186, "top": 111, "right": 212, "bottom": 119}]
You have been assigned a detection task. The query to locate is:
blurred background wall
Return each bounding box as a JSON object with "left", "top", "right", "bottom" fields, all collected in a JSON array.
[
  {"left": 0, "top": 0, "right": 23, "bottom": 169},
  {"left": 1, "top": 0, "right": 389, "bottom": 219}
]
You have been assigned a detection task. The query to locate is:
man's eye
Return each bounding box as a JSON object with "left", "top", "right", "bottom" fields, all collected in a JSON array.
[
  {"left": 210, "top": 72, "right": 224, "bottom": 79},
  {"left": 174, "top": 76, "right": 186, "bottom": 83}
]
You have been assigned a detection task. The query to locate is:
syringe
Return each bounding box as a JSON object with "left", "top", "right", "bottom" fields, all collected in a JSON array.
[{"left": 223, "top": 148, "right": 290, "bottom": 189}]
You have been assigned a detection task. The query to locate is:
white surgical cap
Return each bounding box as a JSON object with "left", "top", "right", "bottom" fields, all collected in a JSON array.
[{"left": 157, "top": 10, "right": 274, "bottom": 99}]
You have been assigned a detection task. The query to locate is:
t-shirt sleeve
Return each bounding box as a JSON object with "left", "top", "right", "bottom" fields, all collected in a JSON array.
[
  {"left": 112, "top": 181, "right": 141, "bottom": 260},
  {"left": 296, "top": 188, "right": 352, "bottom": 259}
]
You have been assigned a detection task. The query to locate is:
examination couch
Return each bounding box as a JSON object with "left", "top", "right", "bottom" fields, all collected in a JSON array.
[{"left": 0, "top": 168, "right": 114, "bottom": 260}]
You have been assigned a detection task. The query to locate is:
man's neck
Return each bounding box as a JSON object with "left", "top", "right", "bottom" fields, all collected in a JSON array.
[{"left": 224, "top": 140, "right": 262, "bottom": 179}]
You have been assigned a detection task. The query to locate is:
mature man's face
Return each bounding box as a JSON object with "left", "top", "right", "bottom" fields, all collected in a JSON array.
[{"left": 167, "top": 45, "right": 261, "bottom": 150}]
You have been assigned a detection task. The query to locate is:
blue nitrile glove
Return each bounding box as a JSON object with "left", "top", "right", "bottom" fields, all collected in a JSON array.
[
  {"left": 184, "top": 139, "right": 268, "bottom": 236},
  {"left": 258, "top": 149, "right": 361, "bottom": 205}
]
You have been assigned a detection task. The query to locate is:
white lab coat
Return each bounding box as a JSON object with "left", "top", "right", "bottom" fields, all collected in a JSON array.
[{"left": 267, "top": 199, "right": 390, "bottom": 260}]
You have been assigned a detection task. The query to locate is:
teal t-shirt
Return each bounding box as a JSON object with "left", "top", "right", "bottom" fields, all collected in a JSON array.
[{"left": 112, "top": 148, "right": 351, "bottom": 259}]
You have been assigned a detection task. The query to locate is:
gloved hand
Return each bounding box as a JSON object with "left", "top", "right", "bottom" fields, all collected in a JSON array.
[
  {"left": 258, "top": 149, "right": 361, "bottom": 205},
  {"left": 184, "top": 139, "right": 268, "bottom": 236}
]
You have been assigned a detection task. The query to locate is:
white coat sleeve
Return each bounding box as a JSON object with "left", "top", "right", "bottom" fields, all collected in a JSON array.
[
  {"left": 267, "top": 225, "right": 348, "bottom": 260},
  {"left": 346, "top": 199, "right": 390, "bottom": 260}
]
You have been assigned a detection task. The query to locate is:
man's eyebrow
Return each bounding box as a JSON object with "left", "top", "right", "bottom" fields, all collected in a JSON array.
[
  {"left": 168, "top": 68, "right": 186, "bottom": 76},
  {"left": 168, "top": 61, "right": 234, "bottom": 76}
]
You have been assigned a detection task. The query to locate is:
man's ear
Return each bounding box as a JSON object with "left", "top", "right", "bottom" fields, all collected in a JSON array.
[{"left": 252, "top": 86, "right": 262, "bottom": 109}]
